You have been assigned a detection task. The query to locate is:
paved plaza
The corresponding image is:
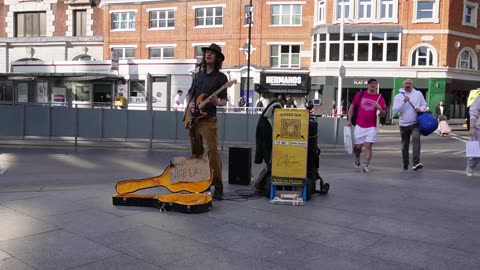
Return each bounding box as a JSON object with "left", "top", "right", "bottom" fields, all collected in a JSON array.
[{"left": 0, "top": 125, "right": 479, "bottom": 270}]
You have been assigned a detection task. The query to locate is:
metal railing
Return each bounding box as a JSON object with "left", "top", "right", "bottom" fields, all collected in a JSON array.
[{"left": 0, "top": 103, "right": 343, "bottom": 149}]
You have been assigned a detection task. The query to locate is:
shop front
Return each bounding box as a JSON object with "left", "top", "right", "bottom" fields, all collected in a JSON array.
[
  {"left": 0, "top": 72, "right": 121, "bottom": 108},
  {"left": 256, "top": 71, "right": 310, "bottom": 107}
]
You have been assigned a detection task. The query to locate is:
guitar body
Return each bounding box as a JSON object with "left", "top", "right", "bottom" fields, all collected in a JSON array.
[
  {"left": 192, "top": 94, "right": 209, "bottom": 123},
  {"left": 184, "top": 79, "right": 237, "bottom": 129}
]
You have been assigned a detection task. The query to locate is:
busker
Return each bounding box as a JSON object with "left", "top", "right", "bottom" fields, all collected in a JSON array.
[
  {"left": 185, "top": 43, "right": 228, "bottom": 200},
  {"left": 392, "top": 79, "right": 427, "bottom": 171},
  {"left": 346, "top": 78, "right": 386, "bottom": 173}
]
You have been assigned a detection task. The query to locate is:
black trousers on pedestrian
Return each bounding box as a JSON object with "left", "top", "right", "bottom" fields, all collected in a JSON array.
[{"left": 399, "top": 124, "right": 421, "bottom": 166}]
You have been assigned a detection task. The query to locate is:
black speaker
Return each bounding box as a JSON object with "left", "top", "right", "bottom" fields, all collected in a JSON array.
[{"left": 228, "top": 147, "right": 252, "bottom": 185}]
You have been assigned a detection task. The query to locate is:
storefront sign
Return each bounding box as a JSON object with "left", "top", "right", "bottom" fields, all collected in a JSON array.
[
  {"left": 111, "top": 51, "right": 119, "bottom": 71},
  {"left": 259, "top": 73, "right": 310, "bottom": 93},
  {"left": 51, "top": 87, "right": 66, "bottom": 103}
]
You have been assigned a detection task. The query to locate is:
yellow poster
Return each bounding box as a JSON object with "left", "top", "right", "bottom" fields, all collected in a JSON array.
[
  {"left": 468, "top": 89, "right": 480, "bottom": 107},
  {"left": 271, "top": 109, "right": 309, "bottom": 186}
]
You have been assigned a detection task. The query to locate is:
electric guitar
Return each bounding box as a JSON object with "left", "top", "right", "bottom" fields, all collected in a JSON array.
[{"left": 183, "top": 79, "right": 237, "bottom": 129}]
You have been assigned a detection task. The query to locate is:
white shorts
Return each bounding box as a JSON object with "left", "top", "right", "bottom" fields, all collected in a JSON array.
[{"left": 354, "top": 126, "right": 377, "bottom": 145}]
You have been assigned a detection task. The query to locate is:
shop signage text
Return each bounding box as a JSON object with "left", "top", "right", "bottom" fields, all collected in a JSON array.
[
  {"left": 266, "top": 75, "right": 302, "bottom": 86},
  {"left": 259, "top": 73, "right": 310, "bottom": 93}
]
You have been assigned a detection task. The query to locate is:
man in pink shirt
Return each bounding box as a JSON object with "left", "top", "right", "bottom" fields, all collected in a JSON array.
[{"left": 347, "top": 78, "right": 386, "bottom": 172}]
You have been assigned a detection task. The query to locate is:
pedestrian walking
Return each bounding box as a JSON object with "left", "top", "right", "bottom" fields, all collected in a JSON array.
[
  {"left": 346, "top": 78, "right": 386, "bottom": 172},
  {"left": 466, "top": 95, "right": 480, "bottom": 176},
  {"left": 435, "top": 100, "right": 448, "bottom": 119},
  {"left": 392, "top": 79, "right": 427, "bottom": 171}
]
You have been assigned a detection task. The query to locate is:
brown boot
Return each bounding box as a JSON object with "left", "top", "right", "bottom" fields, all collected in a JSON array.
[{"left": 213, "top": 185, "right": 223, "bottom": 200}]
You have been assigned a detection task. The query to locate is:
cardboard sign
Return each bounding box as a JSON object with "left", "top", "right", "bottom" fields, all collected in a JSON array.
[
  {"left": 271, "top": 109, "right": 309, "bottom": 186},
  {"left": 170, "top": 155, "right": 211, "bottom": 184}
]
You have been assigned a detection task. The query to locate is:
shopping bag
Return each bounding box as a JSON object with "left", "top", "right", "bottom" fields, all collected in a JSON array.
[
  {"left": 466, "top": 140, "right": 480, "bottom": 158},
  {"left": 344, "top": 126, "right": 353, "bottom": 155}
]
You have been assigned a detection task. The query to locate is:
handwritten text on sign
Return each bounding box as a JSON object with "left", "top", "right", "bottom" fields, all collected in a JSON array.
[{"left": 170, "top": 155, "right": 211, "bottom": 184}]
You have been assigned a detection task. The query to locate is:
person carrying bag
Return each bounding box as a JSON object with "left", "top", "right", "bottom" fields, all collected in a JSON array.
[
  {"left": 466, "top": 95, "right": 480, "bottom": 176},
  {"left": 392, "top": 79, "right": 427, "bottom": 171}
]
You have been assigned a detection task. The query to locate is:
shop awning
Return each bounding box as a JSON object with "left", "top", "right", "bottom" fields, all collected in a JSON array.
[{"left": 0, "top": 72, "right": 121, "bottom": 81}]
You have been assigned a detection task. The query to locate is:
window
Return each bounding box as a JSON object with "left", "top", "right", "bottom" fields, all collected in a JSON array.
[
  {"left": 129, "top": 80, "right": 146, "bottom": 104},
  {"left": 457, "top": 48, "right": 477, "bottom": 70},
  {"left": 15, "top": 12, "right": 46, "bottom": 37},
  {"left": 73, "top": 10, "right": 87, "bottom": 36},
  {"left": 271, "top": 4, "right": 302, "bottom": 26},
  {"left": 463, "top": 1, "right": 478, "bottom": 27},
  {"left": 336, "top": 0, "right": 351, "bottom": 19},
  {"left": 111, "top": 11, "right": 135, "bottom": 30},
  {"left": 414, "top": 0, "right": 439, "bottom": 22},
  {"left": 112, "top": 47, "right": 135, "bottom": 60},
  {"left": 411, "top": 46, "right": 435, "bottom": 66},
  {"left": 312, "top": 32, "right": 400, "bottom": 63},
  {"left": 270, "top": 45, "right": 300, "bottom": 68},
  {"left": 75, "top": 86, "right": 90, "bottom": 102},
  {"left": 380, "top": 0, "right": 395, "bottom": 19},
  {"left": 194, "top": 46, "right": 204, "bottom": 60},
  {"left": 149, "top": 9, "right": 175, "bottom": 29},
  {"left": 317, "top": 0, "right": 325, "bottom": 24},
  {"left": 358, "top": 0, "right": 373, "bottom": 20},
  {"left": 244, "top": 5, "right": 253, "bottom": 25},
  {"left": 73, "top": 54, "right": 95, "bottom": 61},
  {"left": 149, "top": 47, "right": 174, "bottom": 59},
  {"left": 195, "top": 6, "right": 223, "bottom": 27}
]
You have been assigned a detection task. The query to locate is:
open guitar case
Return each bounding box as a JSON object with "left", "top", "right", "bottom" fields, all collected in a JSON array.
[{"left": 112, "top": 164, "right": 213, "bottom": 214}]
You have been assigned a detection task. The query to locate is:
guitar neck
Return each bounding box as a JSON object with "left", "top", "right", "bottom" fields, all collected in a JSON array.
[{"left": 198, "top": 85, "right": 227, "bottom": 109}]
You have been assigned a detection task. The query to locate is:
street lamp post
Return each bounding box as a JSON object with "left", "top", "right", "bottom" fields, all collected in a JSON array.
[
  {"left": 246, "top": 0, "right": 253, "bottom": 113},
  {"left": 335, "top": 1, "right": 346, "bottom": 146},
  {"left": 337, "top": 1, "right": 345, "bottom": 118}
]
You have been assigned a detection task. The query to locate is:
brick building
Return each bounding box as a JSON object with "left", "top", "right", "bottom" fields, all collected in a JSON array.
[
  {"left": 100, "top": 0, "right": 314, "bottom": 109},
  {"left": 311, "top": 0, "right": 480, "bottom": 122},
  {"left": 0, "top": 0, "right": 118, "bottom": 108},
  {"left": 0, "top": 0, "right": 478, "bottom": 120}
]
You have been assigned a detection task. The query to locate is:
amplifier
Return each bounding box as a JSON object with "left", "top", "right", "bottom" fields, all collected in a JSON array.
[{"left": 228, "top": 147, "right": 252, "bottom": 186}]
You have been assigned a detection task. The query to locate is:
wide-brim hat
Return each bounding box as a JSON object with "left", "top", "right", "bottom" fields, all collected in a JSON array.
[{"left": 201, "top": 43, "right": 225, "bottom": 61}]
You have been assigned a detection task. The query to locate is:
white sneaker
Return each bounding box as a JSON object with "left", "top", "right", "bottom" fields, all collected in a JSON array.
[
  {"left": 412, "top": 163, "right": 423, "bottom": 171},
  {"left": 466, "top": 166, "right": 473, "bottom": 177},
  {"left": 363, "top": 165, "right": 369, "bottom": 173}
]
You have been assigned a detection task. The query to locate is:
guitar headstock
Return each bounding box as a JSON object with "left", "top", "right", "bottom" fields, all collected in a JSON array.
[{"left": 224, "top": 79, "right": 237, "bottom": 88}]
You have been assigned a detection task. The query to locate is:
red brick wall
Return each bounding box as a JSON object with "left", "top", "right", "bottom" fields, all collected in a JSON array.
[
  {"left": 102, "top": 0, "right": 313, "bottom": 69},
  {"left": 92, "top": 6, "right": 103, "bottom": 36},
  {"left": 102, "top": 0, "right": 480, "bottom": 70},
  {"left": 52, "top": 1, "right": 67, "bottom": 36},
  {"left": 0, "top": 2, "right": 6, "bottom": 37}
]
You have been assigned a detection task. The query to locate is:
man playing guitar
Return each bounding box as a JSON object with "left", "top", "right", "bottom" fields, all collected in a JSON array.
[{"left": 185, "top": 43, "right": 228, "bottom": 200}]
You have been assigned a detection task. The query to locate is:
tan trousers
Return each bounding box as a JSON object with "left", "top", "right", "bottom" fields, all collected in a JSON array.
[{"left": 189, "top": 117, "right": 223, "bottom": 193}]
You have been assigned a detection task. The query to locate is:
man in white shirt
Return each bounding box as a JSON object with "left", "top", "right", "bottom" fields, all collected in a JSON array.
[
  {"left": 392, "top": 79, "right": 427, "bottom": 171},
  {"left": 174, "top": 90, "right": 185, "bottom": 111}
]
